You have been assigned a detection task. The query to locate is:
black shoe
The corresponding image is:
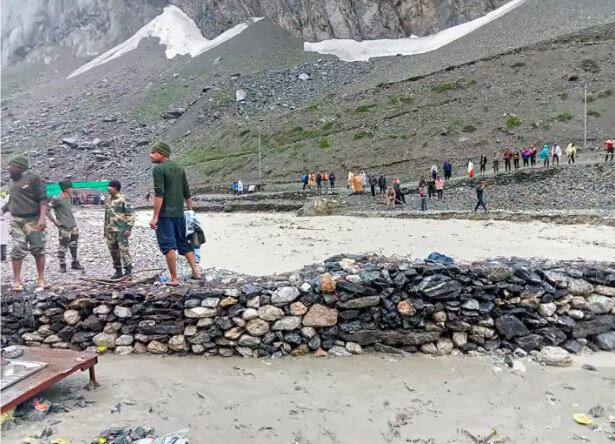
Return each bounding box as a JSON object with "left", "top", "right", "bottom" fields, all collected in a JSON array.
[
  {"left": 123, "top": 266, "right": 132, "bottom": 277},
  {"left": 59, "top": 263, "right": 67, "bottom": 273},
  {"left": 71, "top": 261, "right": 83, "bottom": 270},
  {"left": 111, "top": 268, "right": 123, "bottom": 279}
]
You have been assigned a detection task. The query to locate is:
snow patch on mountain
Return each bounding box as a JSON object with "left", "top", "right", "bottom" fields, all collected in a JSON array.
[
  {"left": 69, "top": 5, "right": 261, "bottom": 78},
  {"left": 303, "top": 0, "right": 525, "bottom": 61}
]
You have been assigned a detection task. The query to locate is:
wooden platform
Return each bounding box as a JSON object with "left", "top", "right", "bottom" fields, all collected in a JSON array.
[{"left": 1, "top": 347, "right": 98, "bottom": 413}]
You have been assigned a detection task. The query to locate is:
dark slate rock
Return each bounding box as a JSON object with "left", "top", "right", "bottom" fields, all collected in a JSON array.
[
  {"left": 594, "top": 332, "right": 615, "bottom": 351},
  {"left": 572, "top": 315, "right": 615, "bottom": 337},
  {"left": 82, "top": 315, "right": 104, "bottom": 332},
  {"left": 514, "top": 334, "right": 543, "bottom": 351},
  {"left": 188, "top": 331, "right": 211, "bottom": 345},
  {"left": 284, "top": 333, "right": 302, "bottom": 345},
  {"left": 184, "top": 299, "right": 200, "bottom": 309},
  {"left": 336, "top": 281, "right": 376, "bottom": 296},
  {"left": 538, "top": 327, "right": 567, "bottom": 345},
  {"left": 495, "top": 315, "right": 529, "bottom": 339},
  {"left": 418, "top": 275, "right": 462, "bottom": 300},
  {"left": 562, "top": 339, "right": 583, "bottom": 354},
  {"left": 338, "top": 296, "right": 380, "bottom": 309},
  {"left": 339, "top": 330, "right": 440, "bottom": 346}
]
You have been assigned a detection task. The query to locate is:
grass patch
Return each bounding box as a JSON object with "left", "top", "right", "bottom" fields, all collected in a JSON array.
[
  {"left": 354, "top": 131, "right": 374, "bottom": 140},
  {"left": 317, "top": 137, "right": 331, "bottom": 149},
  {"left": 376, "top": 82, "right": 390, "bottom": 89},
  {"left": 587, "top": 110, "right": 601, "bottom": 118},
  {"left": 598, "top": 89, "right": 612, "bottom": 98},
  {"left": 133, "top": 79, "right": 190, "bottom": 123},
  {"left": 556, "top": 112, "right": 572, "bottom": 122},
  {"left": 557, "top": 92, "right": 568, "bottom": 100},
  {"left": 511, "top": 62, "right": 526, "bottom": 69},
  {"left": 431, "top": 79, "right": 476, "bottom": 93},
  {"left": 462, "top": 124, "right": 477, "bottom": 133},
  {"left": 355, "top": 104, "right": 374, "bottom": 113},
  {"left": 399, "top": 95, "right": 414, "bottom": 105},
  {"left": 306, "top": 104, "right": 319, "bottom": 111},
  {"left": 180, "top": 145, "right": 251, "bottom": 167},
  {"left": 580, "top": 59, "right": 600, "bottom": 73},
  {"left": 322, "top": 122, "right": 334, "bottom": 131},
  {"left": 238, "top": 129, "right": 251, "bottom": 137},
  {"left": 505, "top": 115, "right": 522, "bottom": 129},
  {"left": 388, "top": 96, "right": 399, "bottom": 105}
]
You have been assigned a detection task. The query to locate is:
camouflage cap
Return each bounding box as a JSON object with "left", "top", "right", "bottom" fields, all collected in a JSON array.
[{"left": 59, "top": 179, "right": 73, "bottom": 191}]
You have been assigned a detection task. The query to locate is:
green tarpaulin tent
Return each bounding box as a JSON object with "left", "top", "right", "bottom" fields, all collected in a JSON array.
[{"left": 46, "top": 181, "right": 110, "bottom": 197}]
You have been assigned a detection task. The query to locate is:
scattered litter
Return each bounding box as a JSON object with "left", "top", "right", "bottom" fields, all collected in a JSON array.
[{"left": 572, "top": 413, "right": 593, "bottom": 426}]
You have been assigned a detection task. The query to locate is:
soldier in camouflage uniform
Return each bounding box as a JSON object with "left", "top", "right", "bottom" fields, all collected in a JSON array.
[
  {"left": 48, "top": 179, "right": 83, "bottom": 272},
  {"left": 104, "top": 180, "right": 135, "bottom": 279}
]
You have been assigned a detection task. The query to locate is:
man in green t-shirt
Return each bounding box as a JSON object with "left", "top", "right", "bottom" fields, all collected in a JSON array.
[
  {"left": 148, "top": 141, "right": 200, "bottom": 286},
  {"left": 48, "top": 179, "right": 83, "bottom": 273},
  {"left": 1, "top": 155, "right": 48, "bottom": 291}
]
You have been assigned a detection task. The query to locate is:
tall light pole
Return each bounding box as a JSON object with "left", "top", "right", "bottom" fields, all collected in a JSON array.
[
  {"left": 258, "top": 130, "right": 262, "bottom": 184},
  {"left": 583, "top": 83, "right": 587, "bottom": 152}
]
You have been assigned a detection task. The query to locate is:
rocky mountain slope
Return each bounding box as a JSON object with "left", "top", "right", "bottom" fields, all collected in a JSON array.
[
  {"left": 1, "top": 0, "right": 507, "bottom": 67},
  {"left": 1, "top": 0, "right": 613, "bottom": 197}
]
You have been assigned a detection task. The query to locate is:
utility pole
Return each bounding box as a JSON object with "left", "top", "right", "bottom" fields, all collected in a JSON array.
[{"left": 583, "top": 83, "right": 587, "bottom": 152}]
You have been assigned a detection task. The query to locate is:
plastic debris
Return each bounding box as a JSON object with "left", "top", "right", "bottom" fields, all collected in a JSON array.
[{"left": 573, "top": 413, "right": 593, "bottom": 425}]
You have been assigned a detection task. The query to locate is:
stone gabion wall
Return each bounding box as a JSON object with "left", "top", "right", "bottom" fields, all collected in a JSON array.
[{"left": 1, "top": 255, "right": 614, "bottom": 358}]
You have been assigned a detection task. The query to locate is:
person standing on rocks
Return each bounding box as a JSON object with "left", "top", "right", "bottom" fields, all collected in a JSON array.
[
  {"left": 329, "top": 172, "right": 336, "bottom": 189},
  {"left": 522, "top": 147, "right": 531, "bottom": 167},
  {"left": 530, "top": 146, "right": 538, "bottom": 166},
  {"left": 430, "top": 164, "right": 438, "bottom": 180},
  {"left": 104, "top": 180, "right": 134, "bottom": 279},
  {"left": 378, "top": 174, "right": 386, "bottom": 194},
  {"left": 604, "top": 139, "right": 614, "bottom": 162},
  {"left": 149, "top": 141, "right": 201, "bottom": 286},
  {"left": 492, "top": 152, "right": 499, "bottom": 174},
  {"left": 503, "top": 149, "right": 512, "bottom": 172},
  {"left": 467, "top": 159, "right": 475, "bottom": 178},
  {"left": 443, "top": 160, "right": 452, "bottom": 181},
  {"left": 427, "top": 177, "right": 436, "bottom": 199},
  {"left": 48, "top": 179, "right": 83, "bottom": 273},
  {"left": 368, "top": 173, "right": 377, "bottom": 197},
  {"left": 474, "top": 180, "right": 487, "bottom": 212},
  {"left": 435, "top": 176, "right": 444, "bottom": 200},
  {"left": 2, "top": 156, "right": 48, "bottom": 291},
  {"left": 552, "top": 143, "right": 562, "bottom": 166},
  {"left": 316, "top": 172, "right": 322, "bottom": 191},
  {"left": 393, "top": 178, "right": 405, "bottom": 205},
  {"left": 540, "top": 145, "right": 550, "bottom": 167},
  {"left": 301, "top": 173, "right": 308, "bottom": 190},
  {"left": 419, "top": 182, "right": 428, "bottom": 211},
  {"left": 513, "top": 149, "right": 520, "bottom": 170},
  {"left": 566, "top": 142, "right": 576, "bottom": 164},
  {"left": 479, "top": 154, "right": 488, "bottom": 175}
]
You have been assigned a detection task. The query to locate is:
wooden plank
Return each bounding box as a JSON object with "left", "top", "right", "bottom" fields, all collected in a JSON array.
[{"left": 1, "top": 347, "right": 98, "bottom": 413}]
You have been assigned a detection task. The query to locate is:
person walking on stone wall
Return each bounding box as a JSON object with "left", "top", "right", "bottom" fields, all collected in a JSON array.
[
  {"left": 2, "top": 156, "right": 48, "bottom": 291},
  {"left": 104, "top": 180, "right": 134, "bottom": 279},
  {"left": 48, "top": 179, "right": 83, "bottom": 273},
  {"left": 0, "top": 192, "right": 10, "bottom": 262},
  {"left": 474, "top": 180, "right": 487, "bottom": 212},
  {"left": 149, "top": 141, "right": 201, "bottom": 286},
  {"left": 566, "top": 142, "right": 576, "bottom": 164}
]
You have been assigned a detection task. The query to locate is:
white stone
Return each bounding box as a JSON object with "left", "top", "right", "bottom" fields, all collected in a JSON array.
[
  {"left": 538, "top": 303, "right": 557, "bottom": 317},
  {"left": 537, "top": 346, "right": 572, "bottom": 367},
  {"left": 168, "top": 335, "right": 187, "bottom": 351},
  {"left": 300, "top": 282, "right": 312, "bottom": 293},
  {"left": 184, "top": 325, "right": 197, "bottom": 336},
  {"left": 587, "top": 295, "right": 614, "bottom": 314},
  {"left": 185, "top": 307, "right": 217, "bottom": 318},
  {"left": 246, "top": 296, "right": 261, "bottom": 308},
  {"left": 114, "top": 346, "right": 133, "bottom": 355},
  {"left": 437, "top": 338, "right": 454, "bottom": 355},
  {"left": 258, "top": 305, "right": 284, "bottom": 321},
  {"left": 93, "top": 332, "right": 117, "bottom": 348},
  {"left": 242, "top": 308, "right": 259, "bottom": 320},
  {"left": 63, "top": 310, "right": 81, "bottom": 325},
  {"left": 271, "top": 316, "right": 302, "bottom": 331},
  {"left": 345, "top": 342, "right": 362, "bottom": 354},
  {"left": 115, "top": 334, "right": 134, "bottom": 346},
  {"left": 271, "top": 287, "right": 300, "bottom": 304},
  {"left": 201, "top": 298, "right": 220, "bottom": 308},
  {"left": 113, "top": 306, "right": 132, "bottom": 318},
  {"left": 461, "top": 299, "right": 480, "bottom": 310},
  {"left": 93, "top": 305, "right": 111, "bottom": 315},
  {"left": 452, "top": 332, "right": 468, "bottom": 348}
]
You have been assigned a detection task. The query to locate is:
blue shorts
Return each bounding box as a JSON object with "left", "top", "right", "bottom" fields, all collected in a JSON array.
[{"left": 156, "top": 216, "right": 191, "bottom": 256}]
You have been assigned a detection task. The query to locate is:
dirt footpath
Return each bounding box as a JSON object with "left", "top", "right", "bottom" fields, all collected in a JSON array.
[{"left": 3, "top": 353, "right": 614, "bottom": 443}]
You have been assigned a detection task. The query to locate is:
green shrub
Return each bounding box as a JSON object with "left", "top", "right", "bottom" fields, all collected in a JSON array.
[
  {"left": 306, "top": 104, "right": 318, "bottom": 111},
  {"left": 317, "top": 137, "right": 331, "bottom": 149},
  {"left": 556, "top": 112, "right": 572, "bottom": 122},
  {"left": 598, "top": 89, "right": 612, "bottom": 98},
  {"left": 587, "top": 110, "right": 601, "bottom": 118},
  {"left": 511, "top": 62, "right": 526, "bottom": 68},
  {"left": 557, "top": 92, "right": 568, "bottom": 100},
  {"left": 238, "top": 129, "right": 251, "bottom": 137},
  {"left": 432, "top": 82, "right": 456, "bottom": 93},
  {"left": 400, "top": 95, "right": 414, "bottom": 104},
  {"left": 355, "top": 104, "right": 374, "bottom": 113},
  {"left": 354, "top": 131, "right": 374, "bottom": 140},
  {"left": 505, "top": 116, "right": 522, "bottom": 129},
  {"left": 322, "top": 122, "right": 334, "bottom": 130},
  {"left": 462, "top": 124, "right": 477, "bottom": 133}
]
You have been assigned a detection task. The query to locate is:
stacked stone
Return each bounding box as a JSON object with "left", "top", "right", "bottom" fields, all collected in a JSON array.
[{"left": 1, "top": 255, "right": 614, "bottom": 358}]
